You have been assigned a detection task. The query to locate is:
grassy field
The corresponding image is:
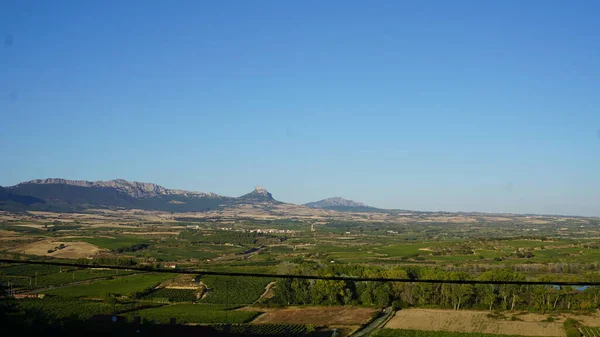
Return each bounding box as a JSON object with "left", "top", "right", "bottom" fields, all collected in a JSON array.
[
  {"left": 41, "top": 273, "right": 173, "bottom": 298},
  {"left": 142, "top": 288, "right": 197, "bottom": 302},
  {"left": 122, "top": 303, "right": 260, "bottom": 324},
  {"left": 200, "top": 275, "right": 272, "bottom": 305}
]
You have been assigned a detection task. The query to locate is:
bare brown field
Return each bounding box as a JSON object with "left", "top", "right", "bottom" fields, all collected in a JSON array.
[
  {"left": 251, "top": 306, "right": 377, "bottom": 326},
  {"left": 385, "top": 309, "right": 565, "bottom": 336},
  {"left": 9, "top": 239, "right": 103, "bottom": 259}
]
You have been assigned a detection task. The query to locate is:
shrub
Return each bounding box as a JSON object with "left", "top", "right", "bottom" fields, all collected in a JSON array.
[
  {"left": 566, "top": 327, "right": 581, "bottom": 337},
  {"left": 564, "top": 318, "right": 578, "bottom": 330}
]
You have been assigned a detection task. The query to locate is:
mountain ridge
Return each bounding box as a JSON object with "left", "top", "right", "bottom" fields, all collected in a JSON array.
[
  {"left": 2, "top": 178, "right": 279, "bottom": 213},
  {"left": 2, "top": 178, "right": 378, "bottom": 214},
  {"left": 20, "top": 178, "right": 221, "bottom": 199}
]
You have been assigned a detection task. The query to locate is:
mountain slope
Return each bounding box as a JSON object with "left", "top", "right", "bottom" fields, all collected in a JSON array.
[
  {"left": 1, "top": 179, "right": 281, "bottom": 213},
  {"left": 304, "top": 197, "right": 384, "bottom": 212},
  {"left": 5, "top": 179, "right": 231, "bottom": 213},
  {"left": 0, "top": 185, "right": 46, "bottom": 212}
]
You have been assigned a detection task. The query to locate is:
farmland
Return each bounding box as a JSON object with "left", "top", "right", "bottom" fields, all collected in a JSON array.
[
  {"left": 212, "top": 323, "right": 310, "bottom": 336},
  {"left": 200, "top": 275, "right": 273, "bottom": 305},
  {"left": 14, "top": 297, "right": 160, "bottom": 321},
  {"left": 142, "top": 288, "right": 197, "bottom": 302},
  {"left": 373, "top": 329, "right": 555, "bottom": 337},
  {"left": 581, "top": 326, "right": 600, "bottom": 337},
  {"left": 3, "top": 207, "right": 600, "bottom": 336},
  {"left": 121, "top": 303, "right": 260, "bottom": 324},
  {"left": 41, "top": 273, "right": 173, "bottom": 298}
]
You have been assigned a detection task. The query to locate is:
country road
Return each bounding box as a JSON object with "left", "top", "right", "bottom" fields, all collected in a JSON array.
[{"left": 351, "top": 307, "right": 393, "bottom": 337}]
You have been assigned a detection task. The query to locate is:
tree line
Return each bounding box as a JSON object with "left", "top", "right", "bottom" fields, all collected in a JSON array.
[{"left": 272, "top": 264, "right": 600, "bottom": 312}]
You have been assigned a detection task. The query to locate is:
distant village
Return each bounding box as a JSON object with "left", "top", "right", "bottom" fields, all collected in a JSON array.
[{"left": 186, "top": 225, "right": 295, "bottom": 234}]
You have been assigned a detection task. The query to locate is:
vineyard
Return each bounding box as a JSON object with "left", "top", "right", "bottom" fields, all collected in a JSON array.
[
  {"left": 212, "top": 324, "right": 309, "bottom": 336},
  {"left": 122, "top": 303, "right": 260, "bottom": 324},
  {"left": 200, "top": 275, "right": 272, "bottom": 305},
  {"left": 0, "top": 263, "right": 137, "bottom": 289},
  {"left": 14, "top": 297, "right": 161, "bottom": 321},
  {"left": 581, "top": 326, "right": 600, "bottom": 337},
  {"left": 373, "top": 329, "right": 555, "bottom": 337},
  {"left": 41, "top": 273, "right": 173, "bottom": 298},
  {"left": 142, "top": 288, "right": 197, "bottom": 302}
]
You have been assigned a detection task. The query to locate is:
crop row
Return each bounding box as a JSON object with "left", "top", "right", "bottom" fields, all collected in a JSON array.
[
  {"left": 122, "top": 303, "right": 259, "bottom": 324},
  {"left": 212, "top": 324, "right": 309, "bottom": 336},
  {"left": 41, "top": 273, "right": 173, "bottom": 298},
  {"left": 142, "top": 288, "right": 197, "bottom": 302},
  {"left": 200, "top": 275, "right": 271, "bottom": 305},
  {"left": 14, "top": 297, "right": 157, "bottom": 321},
  {"left": 581, "top": 326, "right": 600, "bottom": 337}
]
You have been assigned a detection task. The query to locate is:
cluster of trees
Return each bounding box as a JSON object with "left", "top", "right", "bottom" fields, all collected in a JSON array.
[
  {"left": 113, "top": 243, "right": 149, "bottom": 253},
  {"left": 47, "top": 243, "right": 66, "bottom": 254},
  {"left": 272, "top": 264, "right": 600, "bottom": 312}
]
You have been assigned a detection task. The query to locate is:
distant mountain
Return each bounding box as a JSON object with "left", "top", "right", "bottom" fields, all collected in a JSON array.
[
  {"left": 304, "top": 197, "right": 384, "bottom": 212},
  {"left": 1, "top": 179, "right": 281, "bottom": 213},
  {"left": 21, "top": 178, "right": 220, "bottom": 199}
]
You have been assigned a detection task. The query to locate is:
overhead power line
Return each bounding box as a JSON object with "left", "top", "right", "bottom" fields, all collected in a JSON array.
[{"left": 0, "top": 258, "right": 599, "bottom": 286}]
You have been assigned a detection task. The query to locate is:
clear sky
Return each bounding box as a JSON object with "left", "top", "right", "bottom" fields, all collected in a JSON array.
[{"left": 1, "top": 1, "right": 599, "bottom": 216}]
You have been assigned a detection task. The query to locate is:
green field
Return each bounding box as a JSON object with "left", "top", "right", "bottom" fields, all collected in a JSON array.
[
  {"left": 14, "top": 297, "right": 160, "bottom": 321},
  {"left": 142, "top": 288, "right": 197, "bottom": 302},
  {"left": 200, "top": 275, "right": 272, "bottom": 305},
  {"left": 1, "top": 268, "right": 134, "bottom": 288},
  {"left": 41, "top": 273, "right": 173, "bottom": 298},
  {"left": 122, "top": 303, "right": 260, "bottom": 324}
]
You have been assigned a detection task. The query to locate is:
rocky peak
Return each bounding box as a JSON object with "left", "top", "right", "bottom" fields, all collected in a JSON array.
[{"left": 239, "top": 185, "right": 274, "bottom": 201}]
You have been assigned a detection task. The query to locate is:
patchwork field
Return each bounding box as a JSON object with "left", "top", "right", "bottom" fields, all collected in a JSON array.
[{"left": 9, "top": 240, "right": 103, "bottom": 258}]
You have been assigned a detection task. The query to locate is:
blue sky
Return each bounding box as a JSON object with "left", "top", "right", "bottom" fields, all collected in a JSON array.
[{"left": 1, "top": 1, "right": 599, "bottom": 215}]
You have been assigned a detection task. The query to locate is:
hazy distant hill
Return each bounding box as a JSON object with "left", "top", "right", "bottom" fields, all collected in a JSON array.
[
  {"left": 304, "top": 197, "right": 384, "bottom": 212},
  {"left": 1, "top": 179, "right": 281, "bottom": 213}
]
